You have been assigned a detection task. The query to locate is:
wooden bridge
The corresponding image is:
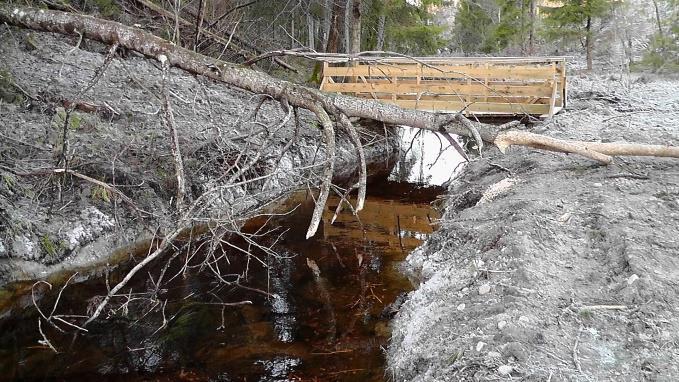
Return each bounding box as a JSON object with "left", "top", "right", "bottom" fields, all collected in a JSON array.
[{"left": 319, "top": 56, "right": 567, "bottom": 118}]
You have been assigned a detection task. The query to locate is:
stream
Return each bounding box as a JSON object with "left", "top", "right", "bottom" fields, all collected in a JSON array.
[{"left": 0, "top": 128, "right": 463, "bottom": 381}]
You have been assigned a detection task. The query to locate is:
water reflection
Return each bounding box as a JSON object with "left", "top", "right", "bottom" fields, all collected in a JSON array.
[
  {"left": 0, "top": 179, "right": 444, "bottom": 382},
  {"left": 269, "top": 255, "right": 296, "bottom": 343},
  {"left": 390, "top": 127, "right": 466, "bottom": 186},
  {"left": 256, "top": 356, "right": 301, "bottom": 381}
]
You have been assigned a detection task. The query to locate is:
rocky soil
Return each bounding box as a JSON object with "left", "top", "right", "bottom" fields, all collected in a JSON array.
[
  {"left": 0, "top": 30, "right": 394, "bottom": 285},
  {"left": 388, "top": 72, "right": 679, "bottom": 381}
]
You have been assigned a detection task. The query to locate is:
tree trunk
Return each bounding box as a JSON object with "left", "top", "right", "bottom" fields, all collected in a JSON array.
[
  {"left": 651, "top": 0, "right": 664, "bottom": 37},
  {"left": 626, "top": 35, "right": 633, "bottom": 66},
  {"left": 321, "top": 0, "right": 331, "bottom": 50},
  {"left": 325, "top": 0, "right": 343, "bottom": 53},
  {"left": 528, "top": 0, "right": 536, "bottom": 55},
  {"left": 344, "top": 0, "right": 352, "bottom": 53},
  {"left": 376, "top": 13, "right": 386, "bottom": 51},
  {"left": 585, "top": 14, "right": 593, "bottom": 71},
  {"left": 350, "top": 0, "right": 361, "bottom": 54},
  {"left": 193, "top": 0, "right": 204, "bottom": 51},
  {"left": 520, "top": 0, "right": 526, "bottom": 54},
  {"left": 307, "top": 11, "right": 314, "bottom": 50}
]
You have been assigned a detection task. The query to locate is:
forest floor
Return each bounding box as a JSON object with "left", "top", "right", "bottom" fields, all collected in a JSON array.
[
  {"left": 388, "top": 71, "right": 679, "bottom": 381},
  {"left": 0, "top": 31, "right": 394, "bottom": 285}
]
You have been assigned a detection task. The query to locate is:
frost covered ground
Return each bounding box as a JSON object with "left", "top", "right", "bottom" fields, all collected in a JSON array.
[
  {"left": 388, "top": 72, "right": 679, "bottom": 381},
  {"left": 0, "top": 31, "right": 393, "bottom": 284}
]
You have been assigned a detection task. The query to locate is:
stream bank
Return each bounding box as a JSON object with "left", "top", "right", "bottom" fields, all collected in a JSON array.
[
  {"left": 0, "top": 175, "right": 446, "bottom": 381},
  {"left": 387, "top": 72, "right": 679, "bottom": 381},
  {"left": 0, "top": 30, "right": 397, "bottom": 285}
]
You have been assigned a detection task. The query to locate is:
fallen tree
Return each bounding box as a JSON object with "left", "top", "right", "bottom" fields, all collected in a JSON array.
[
  {"left": 2, "top": 5, "right": 679, "bottom": 324},
  {"left": 3, "top": 8, "right": 678, "bottom": 159}
]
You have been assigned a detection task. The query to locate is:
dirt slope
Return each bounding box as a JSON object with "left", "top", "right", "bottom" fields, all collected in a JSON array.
[
  {"left": 388, "top": 73, "right": 679, "bottom": 381},
  {"left": 0, "top": 31, "right": 394, "bottom": 284}
]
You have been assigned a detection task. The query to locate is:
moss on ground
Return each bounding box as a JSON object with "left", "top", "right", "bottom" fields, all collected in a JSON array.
[
  {"left": 0, "top": 70, "right": 25, "bottom": 104},
  {"left": 40, "top": 235, "right": 65, "bottom": 259}
]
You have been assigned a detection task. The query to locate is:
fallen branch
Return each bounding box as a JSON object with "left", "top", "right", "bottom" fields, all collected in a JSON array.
[
  {"left": 51, "top": 168, "right": 137, "bottom": 207},
  {"left": 306, "top": 103, "right": 335, "bottom": 239},
  {"left": 338, "top": 114, "right": 366, "bottom": 211},
  {"left": 495, "top": 131, "right": 613, "bottom": 164}
]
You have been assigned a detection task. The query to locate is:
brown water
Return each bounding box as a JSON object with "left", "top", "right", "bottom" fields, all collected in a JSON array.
[{"left": 0, "top": 179, "right": 444, "bottom": 382}]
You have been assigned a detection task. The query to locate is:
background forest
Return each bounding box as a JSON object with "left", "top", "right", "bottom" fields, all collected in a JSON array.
[{"left": 79, "top": 0, "right": 677, "bottom": 71}]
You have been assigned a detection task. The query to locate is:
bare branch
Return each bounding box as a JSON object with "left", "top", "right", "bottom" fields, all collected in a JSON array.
[
  {"left": 337, "top": 114, "right": 366, "bottom": 211},
  {"left": 306, "top": 103, "right": 335, "bottom": 239},
  {"left": 159, "top": 54, "right": 188, "bottom": 211}
]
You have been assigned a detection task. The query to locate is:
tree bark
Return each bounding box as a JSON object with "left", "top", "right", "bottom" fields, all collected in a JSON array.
[
  {"left": 350, "top": 0, "right": 361, "bottom": 54},
  {"left": 585, "top": 14, "right": 593, "bottom": 71},
  {"left": 325, "top": 0, "right": 343, "bottom": 53},
  {"left": 344, "top": 0, "right": 352, "bottom": 53},
  {"left": 322, "top": 0, "right": 331, "bottom": 49},
  {"left": 376, "top": 13, "right": 386, "bottom": 51},
  {"left": 528, "top": 0, "right": 536, "bottom": 55},
  {"left": 159, "top": 56, "right": 187, "bottom": 211},
  {"left": 307, "top": 11, "right": 314, "bottom": 50}
]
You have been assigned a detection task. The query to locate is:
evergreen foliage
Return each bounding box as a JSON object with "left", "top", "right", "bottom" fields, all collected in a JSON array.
[
  {"left": 452, "top": 0, "right": 496, "bottom": 53},
  {"left": 365, "top": 0, "right": 446, "bottom": 55},
  {"left": 541, "top": 0, "right": 613, "bottom": 41},
  {"left": 541, "top": 0, "right": 616, "bottom": 69},
  {"left": 641, "top": 0, "right": 679, "bottom": 72},
  {"left": 452, "top": 0, "right": 535, "bottom": 54}
]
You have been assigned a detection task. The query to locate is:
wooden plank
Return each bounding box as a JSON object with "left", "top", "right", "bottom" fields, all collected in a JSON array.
[
  {"left": 358, "top": 94, "right": 551, "bottom": 104},
  {"left": 387, "top": 99, "right": 551, "bottom": 114},
  {"left": 361, "top": 78, "right": 562, "bottom": 86},
  {"left": 319, "top": 56, "right": 571, "bottom": 65},
  {"left": 321, "top": 82, "right": 554, "bottom": 98},
  {"left": 322, "top": 64, "right": 557, "bottom": 80}
]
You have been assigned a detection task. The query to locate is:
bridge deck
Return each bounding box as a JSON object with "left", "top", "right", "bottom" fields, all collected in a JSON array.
[{"left": 319, "top": 56, "right": 567, "bottom": 117}]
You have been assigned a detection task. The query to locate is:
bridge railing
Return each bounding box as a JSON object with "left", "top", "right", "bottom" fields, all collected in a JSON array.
[{"left": 319, "top": 56, "right": 567, "bottom": 117}]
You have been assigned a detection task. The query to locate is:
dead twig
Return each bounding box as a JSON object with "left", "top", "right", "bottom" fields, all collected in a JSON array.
[
  {"left": 572, "top": 325, "right": 583, "bottom": 373},
  {"left": 159, "top": 54, "right": 188, "bottom": 212}
]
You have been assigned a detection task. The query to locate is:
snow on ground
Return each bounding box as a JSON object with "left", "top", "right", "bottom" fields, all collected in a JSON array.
[{"left": 388, "top": 72, "right": 679, "bottom": 381}]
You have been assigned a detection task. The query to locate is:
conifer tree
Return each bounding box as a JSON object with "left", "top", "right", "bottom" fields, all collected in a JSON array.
[
  {"left": 542, "top": 0, "right": 616, "bottom": 70},
  {"left": 643, "top": 0, "right": 679, "bottom": 71}
]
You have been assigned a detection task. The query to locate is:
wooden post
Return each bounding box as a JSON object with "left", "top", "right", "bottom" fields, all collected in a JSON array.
[
  {"left": 416, "top": 63, "right": 421, "bottom": 110},
  {"left": 484, "top": 62, "right": 489, "bottom": 103},
  {"left": 465, "top": 63, "right": 472, "bottom": 116},
  {"left": 320, "top": 61, "right": 329, "bottom": 90},
  {"left": 548, "top": 62, "right": 558, "bottom": 117},
  {"left": 560, "top": 59, "right": 567, "bottom": 108}
]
